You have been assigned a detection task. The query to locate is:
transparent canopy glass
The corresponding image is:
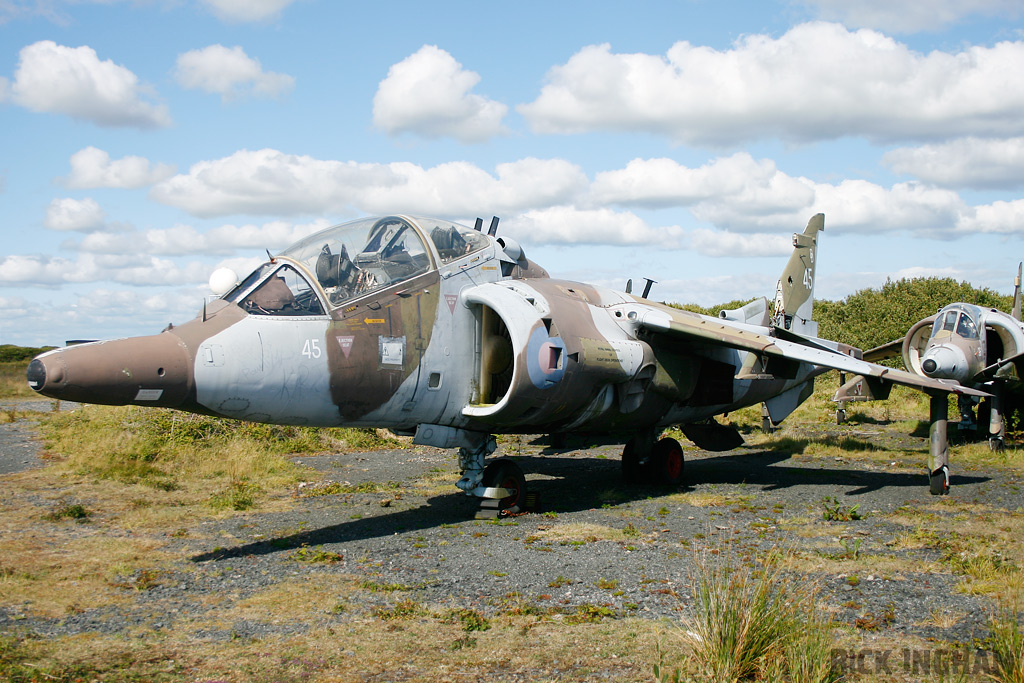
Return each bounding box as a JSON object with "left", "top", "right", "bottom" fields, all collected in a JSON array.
[{"left": 277, "top": 215, "right": 488, "bottom": 308}]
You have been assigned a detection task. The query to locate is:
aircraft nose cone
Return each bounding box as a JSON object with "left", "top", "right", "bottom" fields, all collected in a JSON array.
[
  {"left": 26, "top": 358, "right": 47, "bottom": 392},
  {"left": 920, "top": 344, "right": 968, "bottom": 382},
  {"left": 27, "top": 333, "right": 194, "bottom": 407}
]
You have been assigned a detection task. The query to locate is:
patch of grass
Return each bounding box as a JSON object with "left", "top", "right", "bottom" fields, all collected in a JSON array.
[
  {"left": 672, "top": 549, "right": 838, "bottom": 683},
  {"left": 565, "top": 603, "right": 618, "bottom": 624},
  {"left": 208, "top": 480, "right": 261, "bottom": 511},
  {"left": 530, "top": 522, "right": 635, "bottom": 545},
  {"left": 338, "top": 427, "right": 407, "bottom": 450},
  {"left": 110, "top": 568, "right": 162, "bottom": 591},
  {"left": 300, "top": 480, "right": 401, "bottom": 496},
  {"left": 287, "top": 545, "right": 343, "bottom": 563},
  {"left": 43, "top": 501, "right": 91, "bottom": 522},
  {"left": 990, "top": 600, "right": 1024, "bottom": 683},
  {"left": 0, "top": 635, "right": 185, "bottom": 682},
  {"left": 444, "top": 608, "right": 490, "bottom": 632},
  {"left": 373, "top": 597, "right": 422, "bottom": 621},
  {"left": 0, "top": 359, "right": 51, "bottom": 399},
  {"left": 37, "top": 405, "right": 314, "bottom": 518}
]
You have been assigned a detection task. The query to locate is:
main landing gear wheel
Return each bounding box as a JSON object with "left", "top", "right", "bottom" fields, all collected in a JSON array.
[
  {"left": 651, "top": 437, "right": 685, "bottom": 487},
  {"left": 621, "top": 436, "right": 686, "bottom": 487},
  {"left": 621, "top": 439, "right": 643, "bottom": 484},
  {"left": 481, "top": 459, "right": 526, "bottom": 511}
]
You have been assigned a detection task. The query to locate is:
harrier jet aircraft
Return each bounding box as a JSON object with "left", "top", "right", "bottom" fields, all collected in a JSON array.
[
  {"left": 28, "top": 213, "right": 983, "bottom": 510},
  {"left": 841, "top": 265, "right": 1023, "bottom": 454}
]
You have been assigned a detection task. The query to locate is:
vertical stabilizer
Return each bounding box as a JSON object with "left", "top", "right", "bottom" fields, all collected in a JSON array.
[
  {"left": 772, "top": 213, "right": 824, "bottom": 337},
  {"left": 1013, "top": 262, "right": 1022, "bottom": 322}
]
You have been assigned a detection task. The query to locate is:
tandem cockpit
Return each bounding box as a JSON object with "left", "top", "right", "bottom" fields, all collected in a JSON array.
[
  {"left": 931, "top": 304, "right": 980, "bottom": 341},
  {"left": 218, "top": 215, "right": 491, "bottom": 317}
]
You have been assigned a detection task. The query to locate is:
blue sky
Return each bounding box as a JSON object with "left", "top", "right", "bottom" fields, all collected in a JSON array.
[{"left": 1, "top": 0, "right": 1023, "bottom": 346}]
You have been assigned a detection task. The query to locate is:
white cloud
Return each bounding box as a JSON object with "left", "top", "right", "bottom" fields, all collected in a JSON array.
[
  {"left": 518, "top": 22, "right": 1024, "bottom": 145},
  {"left": 587, "top": 154, "right": 969, "bottom": 236},
  {"left": 506, "top": 207, "right": 686, "bottom": 247},
  {"left": 686, "top": 228, "right": 792, "bottom": 258},
  {"left": 174, "top": 45, "right": 294, "bottom": 101},
  {"left": 358, "top": 158, "right": 586, "bottom": 216},
  {"left": 61, "top": 146, "right": 176, "bottom": 189},
  {"left": 149, "top": 149, "right": 585, "bottom": 218},
  {"left": 11, "top": 40, "right": 171, "bottom": 128},
  {"left": 0, "top": 252, "right": 213, "bottom": 287},
  {"left": 150, "top": 149, "right": 402, "bottom": 217},
  {"left": 44, "top": 197, "right": 106, "bottom": 232},
  {"left": 792, "top": 0, "right": 1022, "bottom": 33},
  {"left": 955, "top": 199, "right": 1024, "bottom": 235},
  {"left": 199, "top": 0, "right": 296, "bottom": 22},
  {"left": 373, "top": 45, "right": 508, "bottom": 143},
  {"left": 883, "top": 137, "right": 1024, "bottom": 190},
  {"left": 591, "top": 154, "right": 815, "bottom": 213},
  {"left": 72, "top": 218, "right": 331, "bottom": 255}
]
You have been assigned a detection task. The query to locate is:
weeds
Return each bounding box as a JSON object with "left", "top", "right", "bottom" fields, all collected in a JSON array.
[
  {"left": 836, "top": 537, "right": 863, "bottom": 560},
  {"left": 990, "top": 600, "right": 1024, "bottom": 683},
  {"left": 373, "top": 598, "right": 421, "bottom": 621},
  {"left": 821, "top": 496, "right": 864, "bottom": 521},
  {"left": 359, "top": 580, "right": 418, "bottom": 593},
  {"left": 300, "top": 480, "right": 401, "bottom": 496},
  {"left": 288, "top": 545, "right": 343, "bottom": 564},
  {"left": 444, "top": 608, "right": 490, "bottom": 632},
  {"left": 209, "top": 481, "right": 260, "bottom": 511},
  {"left": 38, "top": 405, "right": 306, "bottom": 512},
  {"left": 565, "top": 603, "right": 618, "bottom": 624},
  {"left": 43, "top": 500, "right": 91, "bottom": 522},
  {"left": 854, "top": 602, "right": 896, "bottom": 631},
  {"left": 673, "top": 549, "right": 838, "bottom": 683}
]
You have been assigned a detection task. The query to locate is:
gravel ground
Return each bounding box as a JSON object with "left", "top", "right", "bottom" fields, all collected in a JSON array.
[{"left": 1, "top": 403, "right": 1021, "bottom": 656}]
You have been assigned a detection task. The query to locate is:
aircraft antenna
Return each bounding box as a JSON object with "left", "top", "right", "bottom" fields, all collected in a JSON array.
[
  {"left": 642, "top": 278, "right": 657, "bottom": 298},
  {"left": 474, "top": 218, "right": 483, "bottom": 232},
  {"left": 625, "top": 279, "right": 633, "bottom": 294},
  {"left": 266, "top": 249, "right": 276, "bottom": 263},
  {"left": 487, "top": 217, "right": 499, "bottom": 236}
]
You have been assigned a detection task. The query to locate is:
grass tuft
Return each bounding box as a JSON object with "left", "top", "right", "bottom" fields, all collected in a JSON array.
[
  {"left": 673, "top": 549, "right": 838, "bottom": 683},
  {"left": 990, "top": 600, "right": 1024, "bottom": 683}
]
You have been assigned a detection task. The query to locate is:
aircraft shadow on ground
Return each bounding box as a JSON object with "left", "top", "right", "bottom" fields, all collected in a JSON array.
[{"left": 190, "top": 447, "right": 989, "bottom": 563}]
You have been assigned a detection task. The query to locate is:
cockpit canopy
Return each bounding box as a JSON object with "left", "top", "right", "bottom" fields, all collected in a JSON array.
[
  {"left": 223, "top": 215, "right": 490, "bottom": 314},
  {"left": 931, "top": 305, "right": 980, "bottom": 340}
]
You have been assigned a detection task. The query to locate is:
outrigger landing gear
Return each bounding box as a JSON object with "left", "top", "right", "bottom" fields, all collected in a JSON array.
[
  {"left": 987, "top": 386, "right": 1006, "bottom": 452},
  {"left": 928, "top": 393, "right": 951, "bottom": 496},
  {"left": 621, "top": 430, "right": 685, "bottom": 487}
]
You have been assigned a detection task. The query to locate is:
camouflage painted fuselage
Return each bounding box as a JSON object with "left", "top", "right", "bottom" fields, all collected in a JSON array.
[{"left": 28, "top": 215, "right": 825, "bottom": 439}]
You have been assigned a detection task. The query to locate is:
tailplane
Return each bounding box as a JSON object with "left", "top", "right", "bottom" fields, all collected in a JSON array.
[{"left": 772, "top": 213, "right": 824, "bottom": 337}]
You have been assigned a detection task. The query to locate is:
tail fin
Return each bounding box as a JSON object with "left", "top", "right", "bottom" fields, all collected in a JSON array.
[
  {"left": 772, "top": 213, "right": 824, "bottom": 337},
  {"left": 1013, "top": 262, "right": 1021, "bottom": 322}
]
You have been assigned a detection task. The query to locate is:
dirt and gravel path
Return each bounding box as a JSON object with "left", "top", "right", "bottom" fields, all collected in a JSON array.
[{"left": 1, "top": 401, "right": 1021, "bottom": 681}]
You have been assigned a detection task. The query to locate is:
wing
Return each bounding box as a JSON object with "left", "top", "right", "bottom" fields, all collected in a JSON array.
[
  {"left": 862, "top": 338, "right": 904, "bottom": 363},
  {"left": 636, "top": 309, "right": 989, "bottom": 398}
]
